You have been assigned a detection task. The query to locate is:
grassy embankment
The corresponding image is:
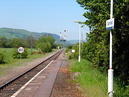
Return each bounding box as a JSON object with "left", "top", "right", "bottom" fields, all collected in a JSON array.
[
  {"left": 70, "top": 59, "right": 129, "bottom": 97},
  {"left": 70, "top": 59, "right": 108, "bottom": 97},
  {"left": 0, "top": 48, "right": 55, "bottom": 75}
]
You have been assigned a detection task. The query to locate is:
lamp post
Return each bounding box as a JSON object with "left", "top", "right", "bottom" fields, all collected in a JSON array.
[
  {"left": 106, "top": 0, "right": 114, "bottom": 97},
  {"left": 78, "top": 24, "right": 81, "bottom": 62},
  {"left": 74, "top": 21, "right": 82, "bottom": 62}
]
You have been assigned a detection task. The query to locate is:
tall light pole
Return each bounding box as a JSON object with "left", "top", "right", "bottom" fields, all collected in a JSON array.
[
  {"left": 81, "top": 25, "right": 85, "bottom": 49},
  {"left": 106, "top": 0, "right": 114, "bottom": 97},
  {"left": 74, "top": 21, "right": 82, "bottom": 62}
]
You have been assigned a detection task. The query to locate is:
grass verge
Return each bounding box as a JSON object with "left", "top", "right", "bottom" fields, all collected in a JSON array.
[
  {"left": 70, "top": 59, "right": 108, "bottom": 97},
  {"left": 70, "top": 59, "right": 129, "bottom": 97}
]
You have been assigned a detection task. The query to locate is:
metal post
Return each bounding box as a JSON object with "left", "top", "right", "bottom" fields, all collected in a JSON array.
[
  {"left": 19, "top": 53, "right": 21, "bottom": 65},
  {"left": 78, "top": 24, "right": 81, "bottom": 62},
  {"left": 81, "top": 29, "right": 83, "bottom": 49},
  {"left": 108, "top": 0, "right": 114, "bottom": 97},
  {"left": 30, "top": 33, "right": 33, "bottom": 54},
  {"left": 109, "top": 31, "right": 113, "bottom": 69}
]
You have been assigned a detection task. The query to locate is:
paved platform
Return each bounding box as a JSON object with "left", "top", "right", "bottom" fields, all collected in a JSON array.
[{"left": 11, "top": 53, "right": 65, "bottom": 97}]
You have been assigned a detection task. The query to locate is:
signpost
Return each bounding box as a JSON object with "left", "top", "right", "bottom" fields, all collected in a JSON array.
[
  {"left": 106, "top": 18, "right": 114, "bottom": 30},
  {"left": 106, "top": 0, "right": 114, "bottom": 97},
  {"left": 57, "top": 46, "right": 60, "bottom": 50},
  {"left": 72, "top": 49, "right": 75, "bottom": 53},
  {"left": 18, "top": 47, "right": 24, "bottom": 65},
  {"left": 18, "top": 47, "right": 24, "bottom": 54}
]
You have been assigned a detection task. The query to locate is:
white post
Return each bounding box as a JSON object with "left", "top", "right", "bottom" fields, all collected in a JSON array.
[
  {"left": 30, "top": 33, "right": 33, "bottom": 54},
  {"left": 78, "top": 24, "right": 81, "bottom": 62},
  {"left": 19, "top": 53, "right": 21, "bottom": 65},
  {"left": 108, "top": 0, "right": 114, "bottom": 97}
]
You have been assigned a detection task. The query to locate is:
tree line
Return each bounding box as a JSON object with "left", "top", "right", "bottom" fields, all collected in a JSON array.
[
  {"left": 0, "top": 35, "right": 56, "bottom": 53},
  {"left": 74, "top": 1, "right": 129, "bottom": 95},
  {"left": 77, "top": 0, "right": 129, "bottom": 85},
  {"left": 0, "top": 36, "right": 36, "bottom": 48},
  {"left": 0, "top": 35, "right": 57, "bottom": 64}
]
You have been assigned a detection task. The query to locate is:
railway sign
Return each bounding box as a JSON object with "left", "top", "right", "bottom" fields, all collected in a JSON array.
[
  {"left": 72, "top": 49, "right": 75, "bottom": 53},
  {"left": 18, "top": 47, "right": 24, "bottom": 53},
  {"left": 57, "top": 46, "right": 60, "bottom": 49},
  {"left": 106, "top": 18, "right": 114, "bottom": 30}
]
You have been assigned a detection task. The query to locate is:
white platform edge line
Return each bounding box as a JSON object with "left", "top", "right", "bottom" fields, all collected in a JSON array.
[{"left": 11, "top": 60, "right": 54, "bottom": 97}]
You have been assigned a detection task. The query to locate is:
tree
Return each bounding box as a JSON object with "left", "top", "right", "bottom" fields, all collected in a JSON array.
[
  {"left": 36, "top": 36, "right": 55, "bottom": 53},
  {"left": 26, "top": 36, "right": 36, "bottom": 48},
  {"left": 0, "top": 37, "right": 8, "bottom": 48},
  {"left": 10, "top": 38, "right": 27, "bottom": 48},
  {"left": 77, "top": 0, "right": 129, "bottom": 85}
]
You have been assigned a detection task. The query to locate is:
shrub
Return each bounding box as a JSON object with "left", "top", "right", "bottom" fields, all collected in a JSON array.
[
  {"left": 67, "top": 44, "right": 79, "bottom": 59},
  {"left": 36, "top": 36, "right": 55, "bottom": 53},
  {"left": 36, "top": 42, "right": 52, "bottom": 53},
  {"left": 13, "top": 49, "right": 28, "bottom": 59},
  {"left": 0, "top": 52, "right": 5, "bottom": 64}
]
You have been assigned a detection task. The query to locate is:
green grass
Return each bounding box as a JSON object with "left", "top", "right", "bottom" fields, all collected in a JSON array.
[
  {"left": 70, "top": 59, "right": 108, "bottom": 97},
  {"left": 70, "top": 59, "right": 129, "bottom": 97},
  {"left": 0, "top": 48, "right": 55, "bottom": 76}
]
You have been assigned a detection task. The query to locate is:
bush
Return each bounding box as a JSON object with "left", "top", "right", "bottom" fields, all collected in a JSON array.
[
  {"left": 37, "top": 42, "right": 52, "bottom": 53},
  {"left": 0, "top": 52, "right": 5, "bottom": 64},
  {"left": 69, "top": 54, "right": 75, "bottom": 59},
  {"left": 67, "top": 44, "right": 79, "bottom": 59},
  {"left": 36, "top": 36, "right": 55, "bottom": 53},
  {"left": 13, "top": 49, "right": 28, "bottom": 59}
]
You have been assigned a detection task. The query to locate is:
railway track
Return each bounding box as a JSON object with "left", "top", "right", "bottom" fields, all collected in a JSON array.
[{"left": 0, "top": 50, "right": 63, "bottom": 97}]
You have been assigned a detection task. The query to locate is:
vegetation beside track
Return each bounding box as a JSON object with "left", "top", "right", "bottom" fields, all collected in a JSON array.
[
  {"left": 70, "top": 59, "right": 107, "bottom": 97},
  {"left": 70, "top": 59, "right": 129, "bottom": 97},
  {"left": 75, "top": 1, "right": 129, "bottom": 95},
  {"left": 0, "top": 48, "right": 56, "bottom": 76}
]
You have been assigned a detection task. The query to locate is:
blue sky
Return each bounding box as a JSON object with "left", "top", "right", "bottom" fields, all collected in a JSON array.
[{"left": 0, "top": 0, "right": 89, "bottom": 40}]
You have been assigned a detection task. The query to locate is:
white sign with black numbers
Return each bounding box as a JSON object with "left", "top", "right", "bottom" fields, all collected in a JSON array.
[{"left": 18, "top": 47, "right": 24, "bottom": 53}]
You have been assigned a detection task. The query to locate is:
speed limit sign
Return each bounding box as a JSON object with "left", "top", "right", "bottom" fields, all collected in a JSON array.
[{"left": 18, "top": 47, "right": 24, "bottom": 53}]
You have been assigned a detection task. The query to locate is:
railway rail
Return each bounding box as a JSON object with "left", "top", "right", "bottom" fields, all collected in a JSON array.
[{"left": 0, "top": 50, "right": 63, "bottom": 97}]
